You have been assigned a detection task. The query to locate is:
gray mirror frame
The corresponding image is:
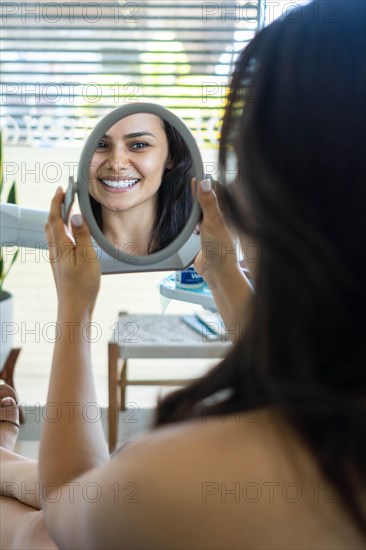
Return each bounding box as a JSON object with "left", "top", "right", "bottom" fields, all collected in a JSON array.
[{"left": 77, "top": 103, "right": 203, "bottom": 266}]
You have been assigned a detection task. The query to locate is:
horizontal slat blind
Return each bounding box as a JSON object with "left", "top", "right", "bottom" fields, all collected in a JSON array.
[{"left": 1, "top": 1, "right": 264, "bottom": 147}]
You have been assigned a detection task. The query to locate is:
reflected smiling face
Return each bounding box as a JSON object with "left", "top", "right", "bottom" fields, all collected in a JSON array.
[{"left": 89, "top": 113, "right": 173, "bottom": 214}]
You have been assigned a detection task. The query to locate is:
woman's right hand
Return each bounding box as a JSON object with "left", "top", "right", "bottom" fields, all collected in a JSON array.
[{"left": 192, "top": 179, "right": 254, "bottom": 335}]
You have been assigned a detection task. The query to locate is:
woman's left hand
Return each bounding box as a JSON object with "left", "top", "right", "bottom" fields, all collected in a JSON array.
[{"left": 45, "top": 187, "right": 101, "bottom": 317}]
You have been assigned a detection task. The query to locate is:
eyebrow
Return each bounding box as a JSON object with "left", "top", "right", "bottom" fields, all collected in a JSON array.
[{"left": 102, "top": 131, "right": 157, "bottom": 139}]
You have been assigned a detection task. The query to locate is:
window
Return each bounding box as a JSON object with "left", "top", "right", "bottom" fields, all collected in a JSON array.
[
  {"left": 1, "top": 1, "right": 312, "bottom": 405},
  {"left": 1, "top": 1, "right": 265, "bottom": 148}
]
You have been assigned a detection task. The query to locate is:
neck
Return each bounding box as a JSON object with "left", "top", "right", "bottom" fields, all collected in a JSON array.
[{"left": 101, "top": 202, "right": 157, "bottom": 256}]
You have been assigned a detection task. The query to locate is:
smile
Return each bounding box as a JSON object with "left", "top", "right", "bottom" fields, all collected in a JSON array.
[{"left": 101, "top": 179, "right": 140, "bottom": 189}]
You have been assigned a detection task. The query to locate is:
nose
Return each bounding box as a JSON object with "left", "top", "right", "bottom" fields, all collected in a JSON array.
[{"left": 105, "top": 144, "right": 132, "bottom": 172}]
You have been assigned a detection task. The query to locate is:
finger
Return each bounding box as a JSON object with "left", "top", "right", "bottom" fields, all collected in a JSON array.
[
  {"left": 46, "top": 187, "right": 69, "bottom": 242},
  {"left": 70, "top": 214, "right": 98, "bottom": 262},
  {"left": 191, "top": 177, "right": 197, "bottom": 199},
  {"left": 46, "top": 187, "right": 76, "bottom": 256},
  {"left": 47, "top": 186, "right": 64, "bottom": 226},
  {"left": 197, "top": 179, "right": 225, "bottom": 224}
]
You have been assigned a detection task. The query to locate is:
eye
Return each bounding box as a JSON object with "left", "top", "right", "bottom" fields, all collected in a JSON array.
[
  {"left": 130, "top": 141, "right": 149, "bottom": 150},
  {"left": 95, "top": 140, "right": 108, "bottom": 151}
]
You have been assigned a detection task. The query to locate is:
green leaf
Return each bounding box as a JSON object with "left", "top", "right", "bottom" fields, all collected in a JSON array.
[
  {"left": 6, "top": 180, "right": 17, "bottom": 205},
  {"left": 0, "top": 131, "right": 3, "bottom": 197},
  {"left": 0, "top": 249, "right": 19, "bottom": 290},
  {"left": 9, "top": 249, "right": 19, "bottom": 268},
  {"left": 0, "top": 130, "right": 19, "bottom": 291}
]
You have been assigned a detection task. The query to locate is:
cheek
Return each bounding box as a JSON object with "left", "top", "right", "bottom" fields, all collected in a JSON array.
[
  {"left": 89, "top": 170, "right": 96, "bottom": 187},
  {"left": 140, "top": 150, "right": 168, "bottom": 182},
  {"left": 92, "top": 151, "right": 105, "bottom": 166},
  {"left": 89, "top": 162, "right": 101, "bottom": 183}
]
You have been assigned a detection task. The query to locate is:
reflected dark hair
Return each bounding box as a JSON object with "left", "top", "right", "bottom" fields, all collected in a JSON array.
[
  {"left": 155, "top": 0, "right": 366, "bottom": 536},
  {"left": 89, "top": 118, "right": 194, "bottom": 253}
]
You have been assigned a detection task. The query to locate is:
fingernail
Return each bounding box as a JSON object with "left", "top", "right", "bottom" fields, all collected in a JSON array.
[
  {"left": 1, "top": 397, "right": 15, "bottom": 407},
  {"left": 56, "top": 186, "right": 63, "bottom": 193},
  {"left": 71, "top": 214, "right": 83, "bottom": 227},
  {"left": 193, "top": 223, "right": 201, "bottom": 235},
  {"left": 200, "top": 179, "right": 211, "bottom": 193}
]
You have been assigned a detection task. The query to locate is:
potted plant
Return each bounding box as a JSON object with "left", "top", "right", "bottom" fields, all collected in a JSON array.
[{"left": 0, "top": 132, "right": 19, "bottom": 372}]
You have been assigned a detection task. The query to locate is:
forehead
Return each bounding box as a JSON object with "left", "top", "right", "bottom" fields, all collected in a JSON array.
[{"left": 108, "top": 113, "right": 165, "bottom": 137}]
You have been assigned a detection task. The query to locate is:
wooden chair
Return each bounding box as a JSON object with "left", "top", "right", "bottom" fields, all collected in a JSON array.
[
  {"left": 0, "top": 348, "right": 25, "bottom": 423},
  {"left": 108, "top": 314, "right": 230, "bottom": 452}
]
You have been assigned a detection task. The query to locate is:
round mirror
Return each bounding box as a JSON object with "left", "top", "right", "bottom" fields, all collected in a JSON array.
[{"left": 64, "top": 103, "right": 203, "bottom": 273}]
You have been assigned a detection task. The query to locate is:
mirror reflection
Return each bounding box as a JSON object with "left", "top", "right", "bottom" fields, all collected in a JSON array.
[{"left": 88, "top": 112, "right": 195, "bottom": 256}]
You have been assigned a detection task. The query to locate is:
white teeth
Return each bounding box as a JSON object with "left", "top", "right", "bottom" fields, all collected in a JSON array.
[{"left": 102, "top": 179, "right": 139, "bottom": 189}]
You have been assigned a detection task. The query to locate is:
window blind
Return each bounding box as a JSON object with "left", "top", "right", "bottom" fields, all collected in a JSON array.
[{"left": 1, "top": 1, "right": 265, "bottom": 147}]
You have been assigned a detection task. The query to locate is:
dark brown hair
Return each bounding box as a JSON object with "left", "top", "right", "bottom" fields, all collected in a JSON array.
[{"left": 155, "top": 0, "right": 366, "bottom": 536}]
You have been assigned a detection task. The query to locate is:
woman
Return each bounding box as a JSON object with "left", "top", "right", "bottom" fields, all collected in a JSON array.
[
  {"left": 1, "top": 1, "right": 365, "bottom": 547},
  {"left": 89, "top": 112, "right": 194, "bottom": 255}
]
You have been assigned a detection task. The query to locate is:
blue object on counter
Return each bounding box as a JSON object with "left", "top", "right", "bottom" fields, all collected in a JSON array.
[
  {"left": 175, "top": 266, "right": 204, "bottom": 288},
  {"left": 160, "top": 268, "right": 253, "bottom": 312},
  {"left": 160, "top": 273, "right": 217, "bottom": 310}
]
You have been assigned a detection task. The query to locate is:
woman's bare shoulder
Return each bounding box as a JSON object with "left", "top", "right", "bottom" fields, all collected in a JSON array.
[
  {"left": 104, "top": 407, "right": 364, "bottom": 549},
  {"left": 117, "top": 407, "right": 278, "bottom": 472},
  {"left": 119, "top": 406, "right": 301, "bottom": 469}
]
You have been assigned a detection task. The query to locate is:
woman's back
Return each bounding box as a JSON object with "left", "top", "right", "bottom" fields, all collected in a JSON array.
[{"left": 90, "top": 411, "right": 365, "bottom": 549}]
